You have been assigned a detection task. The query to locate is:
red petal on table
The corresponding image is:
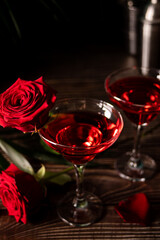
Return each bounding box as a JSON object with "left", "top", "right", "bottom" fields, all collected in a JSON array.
[{"left": 115, "top": 193, "right": 150, "bottom": 226}]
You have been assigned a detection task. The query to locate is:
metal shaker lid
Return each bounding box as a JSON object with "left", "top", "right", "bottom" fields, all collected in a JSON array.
[
  {"left": 141, "top": 0, "right": 160, "bottom": 23},
  {"left": 126, "top": 0, "right": 149, "bottom": 9}
]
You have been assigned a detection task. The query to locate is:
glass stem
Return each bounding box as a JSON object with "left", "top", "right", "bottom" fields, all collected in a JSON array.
[
  {"left": 73, "top": 164, "right": 88, "bottom": 209},
  {"left": 129, "top": 124, "right": 143, "bottom": 169},
  {"left": 133, "top": 125, "right": 143, "bottom": 157}
]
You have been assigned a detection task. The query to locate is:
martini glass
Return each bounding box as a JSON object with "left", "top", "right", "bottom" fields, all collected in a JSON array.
[
  {"left": 105, "top": 66, "right": 160, "bottom": 182},
  {"left": 39, "top": 98, "right": 123, "bottom": 227}
]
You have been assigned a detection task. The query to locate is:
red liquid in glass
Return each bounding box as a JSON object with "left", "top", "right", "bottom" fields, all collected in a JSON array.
[
  {"left": 107, "top": 76, "right": 160, "bottom": 125},
  {"left": 40, "top": 111, "right": 120, "bottom": 164}
]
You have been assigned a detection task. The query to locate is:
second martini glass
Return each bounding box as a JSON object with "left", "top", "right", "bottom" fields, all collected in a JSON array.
[
  {"left": 39, "top": 98, "right": 123, "bottom": 227},
  {"left": 105, "top": 66, "right": 160, "bottom": 182}
]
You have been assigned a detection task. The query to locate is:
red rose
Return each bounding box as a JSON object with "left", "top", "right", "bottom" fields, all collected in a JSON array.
[
  {"left": 0, "top": 164, "right": 44, "bottom": 224},
  {"left": 0, "top": 76, "right": 56, "bottom": 132}
]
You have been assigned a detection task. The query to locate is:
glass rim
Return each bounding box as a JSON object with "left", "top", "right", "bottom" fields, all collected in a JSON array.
[
  {"left": 38, "top": 97, "right": 124, "bottom": 150},
  {"left": 104, "top": 66, "right": 160, "bottom": 109}
]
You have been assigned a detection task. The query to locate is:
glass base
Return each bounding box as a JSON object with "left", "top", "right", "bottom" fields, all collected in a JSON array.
[
  {"left": 116, "top": 151, "right": 156, "bottom": 182},
  {"left": 57, "top": 191, "right": 102, "bottom": 227}
]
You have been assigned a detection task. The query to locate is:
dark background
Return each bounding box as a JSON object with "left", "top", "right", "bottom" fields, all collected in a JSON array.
[
  {"left": 1, "top": 0, "right": 125, "bottom": 47},
  {"left": 0, "top": 0, "right": 126, "bottom": 88}
]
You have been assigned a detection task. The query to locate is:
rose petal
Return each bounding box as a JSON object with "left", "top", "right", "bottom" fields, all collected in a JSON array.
[{"left": 115, "top": 193, "right": 150, "bottom": 226}]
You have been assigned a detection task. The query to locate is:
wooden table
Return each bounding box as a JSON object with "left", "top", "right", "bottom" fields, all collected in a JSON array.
[{"left": 1, "top": 44, "right": 160, "bottom": 239}]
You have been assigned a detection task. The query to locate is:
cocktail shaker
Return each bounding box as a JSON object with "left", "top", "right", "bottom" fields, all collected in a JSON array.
[
  {"left": 124, "top": 0, "right": 148, "bottom": 56},
  {"left": 140, "top": 0, "right": 160, "bottom": 68}
]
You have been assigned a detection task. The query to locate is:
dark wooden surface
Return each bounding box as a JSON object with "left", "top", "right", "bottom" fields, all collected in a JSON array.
[{"left": 1, "top": 44, "right": 160, "bottom": 239}]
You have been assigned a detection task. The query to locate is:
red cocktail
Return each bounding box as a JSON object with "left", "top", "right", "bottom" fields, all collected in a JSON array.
[
  {"left": 105, "top": 67, "right": 160, "bottom": 181},
  {"left": 40, "top": 111, "right": 120, "bottom": 164},
  {"left": 107, "top": 76, "right": 160, "bottom": 125},
  {"left": 39, "top": 98, "right": 123, "bottom": 226}
]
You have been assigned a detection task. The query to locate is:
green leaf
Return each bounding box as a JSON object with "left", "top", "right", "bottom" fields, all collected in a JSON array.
[
  {"left": 40, "top": 139, "right": 60, "bottom": 155},
  {"left": 0, "top": 139, "right": 34, "bottom": 175},
  {"left": 0, "top": 139, "right": 69, "bottom": 166},
  {"left": 1, "top": 138, "right": 62, "bottom": 162},
  {"left": 41, "top": 166, "right": 73, "bottom": 185},
  {"left": 0, "top": 152, "right": 10, "bottom": 171},
  {"left": 2, "top": 0, "right": 21, "bottom": 39},
  {"left": 50, "top": 173, "right": 71, "bottom": 185},
  {"left": 34, "top": 164, "right": 46, "bottom": 181},
  {"left": 43, "top": 171, "right": 72, "bottom": 185},
  {"left": 38, "top": 0, "right": 65, "bottom": 21},
  {"left": 33, "top": 152, "right": 69, "bottom": 165}
]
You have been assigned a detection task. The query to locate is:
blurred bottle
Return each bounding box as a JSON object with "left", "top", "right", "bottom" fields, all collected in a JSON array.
[
  {"left": 124, "top": 0, "right": 148, "bottom": 56},
  {"left": 140, "top": 0, "right": 160, "bottom": 68}
]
